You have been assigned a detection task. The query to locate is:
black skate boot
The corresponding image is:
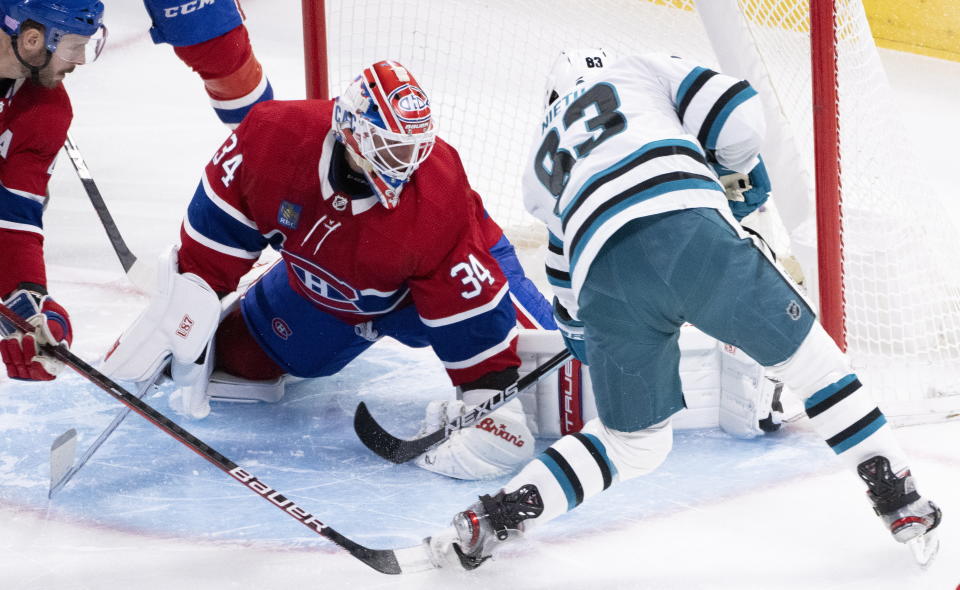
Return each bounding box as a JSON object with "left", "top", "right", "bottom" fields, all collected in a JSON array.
[
  {"left": 857, "top": 456, "right": 941, "bottom": 566},
  {"left": 432, "top": 484, "right": 544, "bottom": 570}
]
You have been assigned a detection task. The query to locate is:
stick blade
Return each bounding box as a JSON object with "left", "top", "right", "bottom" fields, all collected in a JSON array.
[
  {"left": 353, "top": 402, "right": 443, "bottom": 464},
  {"left": 49, "top": 428, "right": 78, "bottom": 497},
  {"left": 324, "top": 527, "right": 436, "bottom": 574}
]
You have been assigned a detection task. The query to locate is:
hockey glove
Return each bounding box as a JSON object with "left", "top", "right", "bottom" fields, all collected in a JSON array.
[
  {"left": 0, "top": 288, "right": 72, "bottom": 381},
  {"left": 711, "top": 156, "right": 771, "bottom": 221},
  {"left": 414, "top": 389, "right": 535, "bottom": 480},
  {"left": 552, "top": 297, "right": 587, "bottom": 363}
]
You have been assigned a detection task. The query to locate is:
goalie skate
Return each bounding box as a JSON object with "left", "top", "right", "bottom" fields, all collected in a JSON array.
[{"left": 857, "top": 456, "right": 942, "bottom": 567}]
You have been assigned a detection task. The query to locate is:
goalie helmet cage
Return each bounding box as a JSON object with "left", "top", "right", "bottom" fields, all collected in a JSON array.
[{"left": 302, "top": 0, "right": 960, "bottom": 424}]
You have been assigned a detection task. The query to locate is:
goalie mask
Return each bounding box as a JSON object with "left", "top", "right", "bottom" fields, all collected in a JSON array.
[
  {"left": 543, "top": 48, "right": 614, "bottom": 108},
  {"left": 333, "top": 60, "right": 437, "bottom": 210}
]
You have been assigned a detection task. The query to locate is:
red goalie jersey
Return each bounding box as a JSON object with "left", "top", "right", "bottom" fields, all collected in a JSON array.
[{"left": 178, "top": 99, "right": 520, "bottom": 384}]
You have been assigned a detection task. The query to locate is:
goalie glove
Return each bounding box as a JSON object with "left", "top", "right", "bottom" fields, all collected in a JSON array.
[
  {"left": 0, "top": 287, "right": 72, "bottom": 381},
  {"left": 100, "top": 246, "right": 222, "bottom": 418},
  {"left": 414, "top": 389, "right": 535, "bottom": 480}
]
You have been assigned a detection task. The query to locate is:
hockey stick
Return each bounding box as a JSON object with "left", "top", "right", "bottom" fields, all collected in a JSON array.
[
  {"left": 63, "top": 135, "right": 151, "bottom": 288},
  {"left": 0, "top": 303, "right": 433, "bottom": 575},
  {"left": 354, "top": 348, "right": 572, "bottom": 464},
  {"left": 49, "top": 360, "right": 169, "bottom": 498}
]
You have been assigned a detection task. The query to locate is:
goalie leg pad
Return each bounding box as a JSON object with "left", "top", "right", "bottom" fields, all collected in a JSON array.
[
  {"left": 207, "top": 370, "right": 285, "bottom": 404},
  {"left": 167, "top": 292, "right": 244, "bottom": 420},
  {"left": 414, "top": 391, "right": 535, "bottom": 481},
  {"left": 101, "top": 246, "right": 221, "bottom": 383},
  {"left": 168, "top": 333, "right": 216, "bottom": 420},
  {"left": 515, "top": 329, "right": 598, "bottom": 439},
  {"left": 719, "top": 345, "right": 783, "bottom": 438}
]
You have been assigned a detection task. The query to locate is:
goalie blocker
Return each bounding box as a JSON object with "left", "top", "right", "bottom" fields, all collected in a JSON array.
[{"left": 516, "top": 327, "right": 787, "bottom": 440}]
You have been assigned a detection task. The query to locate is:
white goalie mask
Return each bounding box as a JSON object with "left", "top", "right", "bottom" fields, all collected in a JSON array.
[
  {"left": 333, "top": 60, "right": 437, "bottom": 210},
  {"left": 543, "top": 48, "right": 615, "bottom": 108}
]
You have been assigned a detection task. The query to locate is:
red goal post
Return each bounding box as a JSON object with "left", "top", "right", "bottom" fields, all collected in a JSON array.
[{"left": 302, "top": 0, "right": 960, "bottom": 423}]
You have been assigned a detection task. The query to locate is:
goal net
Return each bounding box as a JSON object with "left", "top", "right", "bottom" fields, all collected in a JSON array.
[{"left": 317, "top": 0, "right": 960, "bottom": 423}]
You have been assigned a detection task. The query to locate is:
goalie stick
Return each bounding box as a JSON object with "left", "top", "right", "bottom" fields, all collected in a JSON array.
[
  {"left": 63, "top": 134, "right": 150, "bottom": 288},
  {"left": 354, "top": 349, "right": 572, "bottom": 464},
  {"left": 49, "top": 360, "right": 169, "bottom": 498},
  {"left": 0, "top": 302, "right": 433, "bottom": 575}
]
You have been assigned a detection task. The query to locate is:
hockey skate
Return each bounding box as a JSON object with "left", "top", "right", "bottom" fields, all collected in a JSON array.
[
  {"left": 857, "top": 456, "right": 942, "bottom": 567},
  {"left": 425, "top": 484, "right": 544, "bottom": 570}
]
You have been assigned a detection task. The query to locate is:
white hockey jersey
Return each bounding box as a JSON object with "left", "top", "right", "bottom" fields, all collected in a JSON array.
[{"left": 522, "top": 53, "right": 766, "bottom": 316}]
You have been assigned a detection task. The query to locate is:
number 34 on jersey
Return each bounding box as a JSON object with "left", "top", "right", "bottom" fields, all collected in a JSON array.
[{"left": 451, "top": 254, "right": 495, "bottom": 299}]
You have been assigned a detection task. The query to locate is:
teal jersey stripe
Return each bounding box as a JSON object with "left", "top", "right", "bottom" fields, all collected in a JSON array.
[
  {"left": 704, "top": 86, "right": 758, "bottom": 149},
  {"left": 548, "top": 231, "right": 563, "bottom": 249},
  {"left": 568, "top": 175, "right": 723, "bottom": 272},
  {"left": 676, "top": 66, "right": 710, "bottom": 111},
  {"left": 559, "top": 138, "right": 704, "bottom": 222}
]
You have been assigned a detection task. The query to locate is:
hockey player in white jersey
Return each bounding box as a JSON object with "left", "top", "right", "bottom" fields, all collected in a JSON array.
[
  {"left": 411, "top": 50, "right": 789, "bottom": 483},
  {"left": 424, "top": 49, "right": 941, "bottom": 569}
]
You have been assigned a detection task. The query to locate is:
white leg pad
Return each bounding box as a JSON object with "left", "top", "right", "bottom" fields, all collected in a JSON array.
[
  {"left": 207, "top": 371, "right": 286, "bottom": 403},
  {"left": 719, "top": 345, "right": 782, "bottom": 438},
  {"left": 516, "top": 329, "right": 598, "bottom": 437},
  {"left": 168, "top": 293, "right": 240, "bottom": 420}
]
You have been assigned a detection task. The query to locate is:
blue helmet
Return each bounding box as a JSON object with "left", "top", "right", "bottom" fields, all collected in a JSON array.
[{"left": 1, "top": 0, "right": 104, "bottom": 54}]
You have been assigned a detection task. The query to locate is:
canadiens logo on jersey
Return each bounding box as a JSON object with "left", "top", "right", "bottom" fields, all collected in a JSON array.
[
  {"left": 272, "top": 317, "right": 293, "bottom": 340},
  {"left": 285, "top": 251, "right": 362, "bottom": 312},
  {"left": 283, "top": 250, "right": 409, "bottom": 316},
  {"left": 278, "top": 201, "right": 302, "bottom": 229}
]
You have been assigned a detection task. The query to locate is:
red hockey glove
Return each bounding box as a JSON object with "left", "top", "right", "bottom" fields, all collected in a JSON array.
[{"left": 0, "top": 288, "right": 73, "bottom": 381}]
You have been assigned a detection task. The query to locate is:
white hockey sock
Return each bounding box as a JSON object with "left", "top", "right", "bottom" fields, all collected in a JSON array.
[
  {"left": 767, "top": 322, "right": 908, "bottom": 473},
  {"left": 503, "top": 418, "right": 673, "bottom": 528},
  {"left": 804, "top": 374, "right": 908, "bottom": 473}
]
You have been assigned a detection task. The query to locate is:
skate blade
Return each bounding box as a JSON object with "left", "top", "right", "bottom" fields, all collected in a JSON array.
[{"left": 907, "top": 530, "right": 939, "bottom": 568}]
